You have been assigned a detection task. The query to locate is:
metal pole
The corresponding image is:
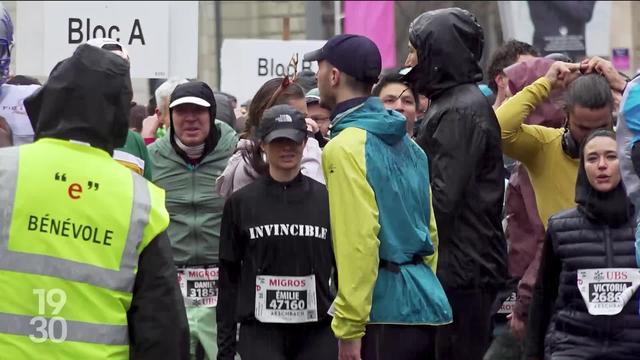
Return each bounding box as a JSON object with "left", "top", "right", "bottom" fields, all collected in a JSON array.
[
  {"left": 283, "top": 17, "right": 291, "bottom": 40},
  {"left": 214, "top": 0, "right": 223, "bottom": 89},
  {"left": 334, "top": 0, "right": 341, "bottom": 35},
  {"left": 305, "top": 1, "right": 325, "bottom": 40}
]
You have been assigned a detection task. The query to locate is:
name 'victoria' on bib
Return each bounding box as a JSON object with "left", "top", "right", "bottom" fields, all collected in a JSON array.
[{"left": 577, "top": 268, "right": 640, "bottom": 316}]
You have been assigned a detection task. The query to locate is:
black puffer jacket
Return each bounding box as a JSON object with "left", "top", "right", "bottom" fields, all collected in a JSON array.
[
  {"left": 406, "top": 8, "right": 507, "bottom": 290},
  {"left": 526, "top": 209, "right": 640, "bottom": 358}
]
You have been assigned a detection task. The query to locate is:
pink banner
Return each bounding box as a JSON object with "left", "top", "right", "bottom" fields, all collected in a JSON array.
[{"left": 343, "top": 0, "right": 396, "bottom": 69}]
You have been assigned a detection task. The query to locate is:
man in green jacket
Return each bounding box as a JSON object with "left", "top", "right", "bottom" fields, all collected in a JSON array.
[{"left": 148, "top": 81, "right": 238, "bottom": 359}]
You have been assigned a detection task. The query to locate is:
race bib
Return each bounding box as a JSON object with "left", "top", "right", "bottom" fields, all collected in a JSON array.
[
  {"left": 255, "top": 275, "right": 318, "bottom": 323},
  {"left": 177, "top": 267, "right": 219, "bottom": 307},
  {"left": 498, "top": 292, "right": 517, "bottom": 314},
  {"left": 577, "top": 268, "right": 640, "bottom": 316}
]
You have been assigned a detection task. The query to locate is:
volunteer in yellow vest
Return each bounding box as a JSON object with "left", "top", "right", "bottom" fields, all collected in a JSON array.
[{"left": 0, "top": 43, "right": 189, "bottom": 359}]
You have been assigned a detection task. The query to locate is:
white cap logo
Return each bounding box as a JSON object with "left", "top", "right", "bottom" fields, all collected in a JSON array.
[{"left": 275, "top": 114, "right": 293, "bottom": 123}]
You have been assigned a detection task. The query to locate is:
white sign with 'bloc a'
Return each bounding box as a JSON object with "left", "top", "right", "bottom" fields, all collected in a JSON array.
[
  {"left": 220, "top": 39, "right": 327, "bottom": 104},
  {"left": 16, "top": 1, "right": 198, "bottom": 79}
]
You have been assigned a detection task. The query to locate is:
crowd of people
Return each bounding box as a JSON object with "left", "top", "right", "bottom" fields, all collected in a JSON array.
[{"left": 1, "top": 4, "right": 640, "bottom": 360}]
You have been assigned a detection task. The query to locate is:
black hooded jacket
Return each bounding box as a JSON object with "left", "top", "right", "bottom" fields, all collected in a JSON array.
[
  {"left": 26, "top": 44, "right": 132, "bottom": 155},
  {"left": 23, "top": 44, "right": 189, "bottom": 359},
  {"left": 168, "top": 81, "right": 220, "bottom": 164},
  {"left": 407, "top": 8, "right": 508, "bottom": 290}
]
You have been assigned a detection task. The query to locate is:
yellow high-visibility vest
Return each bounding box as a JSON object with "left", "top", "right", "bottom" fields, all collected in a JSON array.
[{"left": 0, "top": 138, "right": 169, "bottom": 359}]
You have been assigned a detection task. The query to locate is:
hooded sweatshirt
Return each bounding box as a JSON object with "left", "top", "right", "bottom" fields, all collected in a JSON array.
[
  {"left": 21, "top": 44, "right": 188, "bottom": 359},
  {"left": 407, "top": 7, "right": 508, "bottom": 290},
  {"left": 215, "top": 137, "right": 324, "bottom": 198},
  {"left": 148, "top": 81, "right": 239, "bottom": 265},
  {"left": 322, "top": 96, "right": 451, "bottom": 340}
]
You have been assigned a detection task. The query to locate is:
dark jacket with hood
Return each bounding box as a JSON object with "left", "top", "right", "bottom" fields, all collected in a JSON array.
[
  {"left": 526, "top": 147, "right": 639, "bottom": 358},
  {"left": 406, "top": 8, "right": 507, "bottom": 290},
  {"left": 24, "top": 44, "right": 189, "bottom": 359},
  {"left": 148, "top": 81, "right": 238, "bottom": 266}
]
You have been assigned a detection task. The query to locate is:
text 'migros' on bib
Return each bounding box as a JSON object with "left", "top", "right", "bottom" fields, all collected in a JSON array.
[
  {"left": 178, "top": 267, "right": 218, "bottom": 307},
  {"left": 577, "top": 268, "right": 640, "bottom": 316},
  {"left": 255, "top": 275, "right": 318, "bottom": 323}
]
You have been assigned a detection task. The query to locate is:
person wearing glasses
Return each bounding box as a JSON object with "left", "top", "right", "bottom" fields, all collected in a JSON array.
[
  {"left": 216, "top": 75, "right": 325, "bottom": 199},
  {"left": 217, "top": 105, "right": 336, "bottom": 360}
]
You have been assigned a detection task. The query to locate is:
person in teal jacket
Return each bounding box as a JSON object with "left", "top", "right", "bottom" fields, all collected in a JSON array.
[
  {"left": 148, "top": 81, "right": 238, "bottom": 359},
  {"left": 305, "top": 34, "right": 451, "bottom": 360}
]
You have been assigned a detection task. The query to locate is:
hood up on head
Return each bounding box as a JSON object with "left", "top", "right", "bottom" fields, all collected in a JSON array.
[
  {"left": 24, "top": 44, "right": 132, "bottom": 155},
  {"left": 404, "top": 7, "right": 484, "bottom": 98},
  {"left": 575, "top": 132, "right": 633, "bottom": 228},
  {"left": 168, "top": 81, "right": 220, "bottom": 155},
  {"left": 504, "top": 57, "right": 565, "bottom": 128}
]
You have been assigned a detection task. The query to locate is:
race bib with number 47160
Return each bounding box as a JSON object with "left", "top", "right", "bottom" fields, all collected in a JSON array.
[
  {"left": 177, "top": 267, "right": 219, "bottom": 307},
  {"left": 255, "top": 275, "right": 318, "bottom": 323},
  {"left": 577, "top": 268, "right": 640, "bottom": 316}
]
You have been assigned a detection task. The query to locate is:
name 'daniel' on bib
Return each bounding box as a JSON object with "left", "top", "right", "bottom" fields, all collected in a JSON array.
[
  {"left": 255, "top": 275, "right": 318, "bottom": 323},
  {"left": 577, "top": 268, "right": 640, "bottom": 316},
  {"left": 178, "top": 267, "right": 219, "bottom": 307}
]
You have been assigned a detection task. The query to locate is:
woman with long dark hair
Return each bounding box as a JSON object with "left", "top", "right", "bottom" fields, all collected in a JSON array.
[
  {"left": 216, "top": 78, "right": 324, "bottom": 198},
  {"left": 526, "top": 129, "right": 640, "bottom": 360}
]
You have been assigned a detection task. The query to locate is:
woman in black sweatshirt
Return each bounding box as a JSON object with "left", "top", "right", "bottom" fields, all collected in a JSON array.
[
  {"left": 526, "top": 130, "right": 640, "bottom": 360},
  {"left": 216, "top": 104, "right": 336, "bottom": 360}
]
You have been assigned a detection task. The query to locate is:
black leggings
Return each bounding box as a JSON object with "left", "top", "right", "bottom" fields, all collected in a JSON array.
[{"left": 238, "top": 320, "right": 337, "bottom": 360}]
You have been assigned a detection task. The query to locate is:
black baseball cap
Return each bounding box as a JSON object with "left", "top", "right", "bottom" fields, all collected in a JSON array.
[
  {"left": 258, "top": 104, "right": 307, "bottom": 144},
  {"left": 304, "top": 34, "right": 382, "bottom": 84},
  {"left": 169, "top": 81, "right": 214, "bottom": 109}
]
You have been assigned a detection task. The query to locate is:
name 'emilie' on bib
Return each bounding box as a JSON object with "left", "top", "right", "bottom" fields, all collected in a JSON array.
[{"left": 255, "top": 275, "right": 318, "bottom": 323}]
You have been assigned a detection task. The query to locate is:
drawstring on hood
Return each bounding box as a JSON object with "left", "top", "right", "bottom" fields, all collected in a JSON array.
[
  {"left": 404, "top": 7, "right": 484, "bottom": 98},
  {"left": 24, "top": 44, "right": 132, "bottom": 155}
]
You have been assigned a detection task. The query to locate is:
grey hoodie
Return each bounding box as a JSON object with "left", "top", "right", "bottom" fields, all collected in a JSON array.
[{"left": 215, "top": 137, "right": 324, "bottom": 198}]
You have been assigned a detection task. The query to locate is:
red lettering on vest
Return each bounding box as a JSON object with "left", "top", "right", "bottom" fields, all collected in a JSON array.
[{"left": 68, "top": 183, "right": 83, "bottom": 200}]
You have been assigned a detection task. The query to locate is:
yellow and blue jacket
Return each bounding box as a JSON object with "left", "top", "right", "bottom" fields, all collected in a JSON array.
[{"left": 322, "top": 97, "right": 452, "bottom": 340}]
